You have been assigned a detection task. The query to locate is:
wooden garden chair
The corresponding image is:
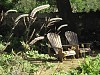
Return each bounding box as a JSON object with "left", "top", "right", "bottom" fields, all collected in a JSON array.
[
  {"left": 47, "top": 33, "right": 76, "bottom": 62},
  {"left": 65, "top": 31, "right": 91, "bottom": 58}
]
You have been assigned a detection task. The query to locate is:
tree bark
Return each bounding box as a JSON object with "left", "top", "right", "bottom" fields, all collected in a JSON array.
[{"left": 56, "top": 0, "right": 76, "bottom": 32}]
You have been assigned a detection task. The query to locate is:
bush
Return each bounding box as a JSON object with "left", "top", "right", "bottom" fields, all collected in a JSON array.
[
  {"left": 68, "top": 55, "right": 100, "bottom": 75},
  {"left": 13, "top": 0, "right": 37, "bottom": 13},
  {"left": 70, "top": 0, "right": 100, "bottom": 12},
  {"left": 0, "top": 53, "right": 39, "bottom": 74},
  {"left": 79, "top": 55, "right": 100, "bottom": 75},
  {"left": 52, "top": 54, "right": 100, "bottom": 75},
  {"left": 0, "top": 51, "right": 55, "bottom": 75}
]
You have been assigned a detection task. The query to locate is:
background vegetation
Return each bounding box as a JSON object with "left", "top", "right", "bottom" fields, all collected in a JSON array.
[
  {"left": 70, "top": 0, "right": 100, "bottom": 12},
  {"left": 0, "top": 0, "right": 100, "bottom": 13}
]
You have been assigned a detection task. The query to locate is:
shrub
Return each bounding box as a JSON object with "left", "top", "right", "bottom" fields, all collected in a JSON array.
[
  {"left": 70, "top": 0, "right": 100, "bottom": 12},
  {"left": 0, "top": 53, "right": 39, "bottom": 74},
  {"left": 52, "top": 54, "right": 100, "bottom": 75}
]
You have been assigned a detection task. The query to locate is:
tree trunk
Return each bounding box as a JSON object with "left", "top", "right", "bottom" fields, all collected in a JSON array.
[{"left": 56, "top": 0, "right": 76, "bottom": 32}]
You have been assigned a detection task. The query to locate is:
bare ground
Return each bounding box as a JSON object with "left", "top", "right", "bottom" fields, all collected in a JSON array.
[{"left": 28, "top": 58, "right": 85, "bottom": 75}]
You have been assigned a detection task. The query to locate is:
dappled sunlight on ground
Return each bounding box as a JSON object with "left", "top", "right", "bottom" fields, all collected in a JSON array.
[{"left": 31, "top": 58, "right": 84, "bottom": 75}]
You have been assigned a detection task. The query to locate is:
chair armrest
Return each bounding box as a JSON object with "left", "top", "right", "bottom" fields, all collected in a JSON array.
[
  {"left": 62, "top": 45, "right": 79, "bottom": 51},
  {"left": 79, "top": 43, "right": 91, "bottom": 48},
  {"left": 62, "top": 44, "right": 79, "bottom": 47},
  {"left": 47, "top": 43, "right": 63, "bottom": 50},
  {"left": 47, "top": 44, "right": 63, "bottom": 50},
  {"left": 51, "top": 46, "right": 63, "bottom": 50},
  {"left": 79, "top": 43, "right": 91, "bottom": 45}
]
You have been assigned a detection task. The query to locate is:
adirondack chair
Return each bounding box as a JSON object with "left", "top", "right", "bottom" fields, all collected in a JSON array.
[
  {"left": 65, "top": 31, "right": 91, "bottom": 57},
  {"left": 47, "top": 33, "right": 76, "bottom": 62}
]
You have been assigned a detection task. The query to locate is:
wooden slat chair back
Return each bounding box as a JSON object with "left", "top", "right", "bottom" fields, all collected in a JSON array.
[
  {"left": 65, "top": 31, "right": 91, "bottom": 57},
  {"left": 47, "top": 33, "right": 76, "bottom": 62},
  {"left": 47, "top": 33, "right": 62, "bottom": 54},
  {"left": 65, "top": 31, "right": 78, "bottom": 45}
]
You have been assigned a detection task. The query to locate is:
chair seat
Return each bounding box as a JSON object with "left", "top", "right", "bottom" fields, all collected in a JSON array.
[
  {"left": 64, "top": 50, "right": 76, "bottom": 56},
  {"left": 79, "top": 48, "right": 91, "bottom": 53}
]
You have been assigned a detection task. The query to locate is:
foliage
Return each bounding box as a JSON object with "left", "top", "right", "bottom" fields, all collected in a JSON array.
[
  {"left": 69, "top": 55, "right": 100, "bottom": 75},
  {"left": 36, "top": 0, "right": 57, "bottom": 13},
  {"left": 0, "top": 12, "right": 55, "bottom": 73},
  {"left": 0, "top": 41, "right": 6, "bottom": 52},
  {"left": 13, "top": 0, "right": 37, "bottom": 13},
  {"left": 1, "top": 0, "right": 100, "bottom": 13},
  {"left": 0, "top": 51, "right": 54, "bottom": 75},
  {"left": 0, "top": 4, "right": 50, "bottom": 52},
  {"left": 13, "top": 0, "right": 57, "bottom": 13},
  {"left": 21, "top": 41, "right": 30, "bottom": 51},
  {"left": 0, "top": 52, "right": 39, "bottom": 74},
  {"left": 25, "top": 50, "right": 56, "bottom": 60},
  {"left": 0, "top": 40, "right": 10, "bottom": 52},
  {"left": 79, "top": 55, "right": 100, "bottom": 75},
  {"left": 70, "top": 0, "right": 100, "bottom": 12},
  {"left": 52, "top": 54, "right": 100, "bottom": 75},
  {"left": 13, "top": 0, "right": 100, "bottom": 13}
]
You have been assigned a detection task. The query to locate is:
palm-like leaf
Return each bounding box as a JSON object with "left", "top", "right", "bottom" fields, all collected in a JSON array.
[
  {"left": 49, "top": 18, "right": 62, "bottom": 22},
  {"left": 5, "top": 10, "right": 18, "bottom": 16},
  {"left": 47, "top": 18, "right": 62, "bottom": 27},
  {"left": 15, "top": 14, "right": 29, "bottom": 23},
  {"left": 57, "top": 24, "right": 68, "bottom": 31},
  {"left": 30, "top": 4, "right": 50, "bottom": 19},
  {"left": 29, "top": 36, "right": 44, "bottom": 45}
]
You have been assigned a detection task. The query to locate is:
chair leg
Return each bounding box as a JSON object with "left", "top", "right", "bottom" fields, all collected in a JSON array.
[
  {"left": 48, "top": 47, "right": 51, "bottom": 55},
  {"left": 58, "top": 56, "right": 63, "bottom": 62},
  {"left": 75, "top": 50, "right": 80, "bottom": 58},
  {"left": 57, "top": 52, "right": 64, "bottom": 62}
]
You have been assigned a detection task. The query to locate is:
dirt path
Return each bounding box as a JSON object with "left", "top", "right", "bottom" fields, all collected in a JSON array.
[{"left": 34, "top": 58, "right": 84, "bottom": 75}]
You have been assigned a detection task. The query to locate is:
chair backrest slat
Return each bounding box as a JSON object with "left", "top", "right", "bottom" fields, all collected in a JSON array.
[
  {"left": 47, "top": 33, "right": 62, "bottom": 54},
  {"left": 65, "top": 31, "right": 78, "bottom": 45}
]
